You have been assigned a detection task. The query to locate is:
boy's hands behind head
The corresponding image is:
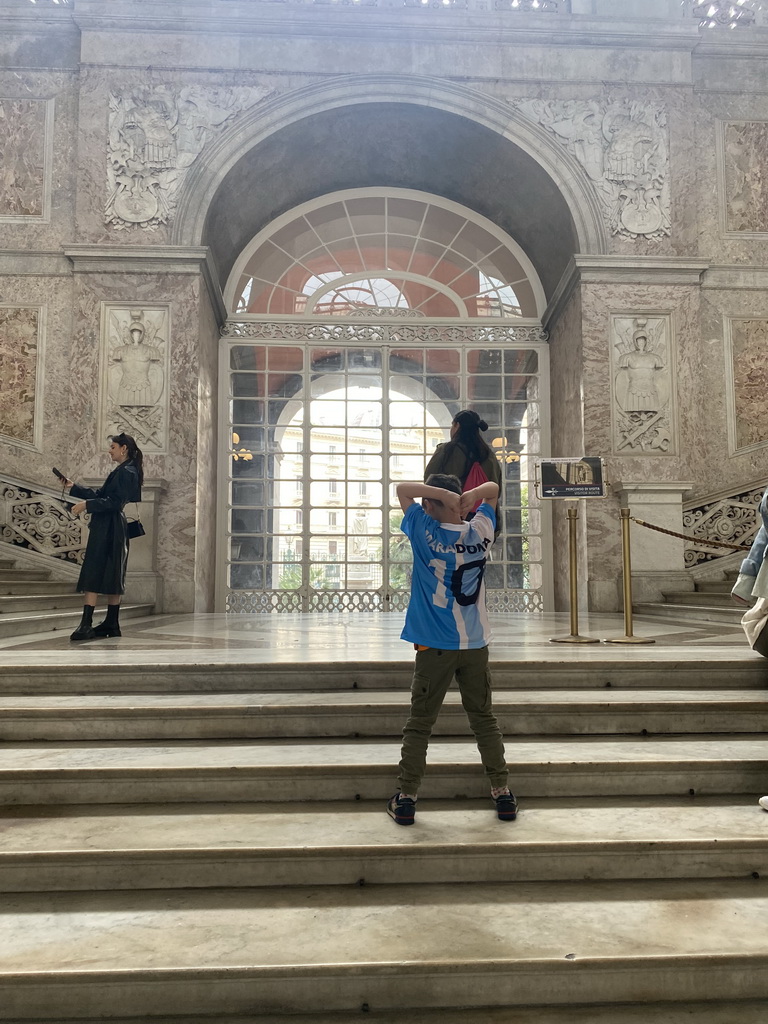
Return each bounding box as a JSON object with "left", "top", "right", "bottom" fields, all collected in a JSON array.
[
  {"left": 441, "top": 489, "right": 461, "bottom": 516},
  {"left": 459, "top": 491, "right": 477, "bottom": 518}
]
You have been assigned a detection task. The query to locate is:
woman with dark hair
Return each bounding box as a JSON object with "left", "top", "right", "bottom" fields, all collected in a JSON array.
[
  {"left": 424, "top": 410, "right": 502, "bottom": 535},
  {"left": 64, "top": 433, "right": 144, "bottom": 641}
]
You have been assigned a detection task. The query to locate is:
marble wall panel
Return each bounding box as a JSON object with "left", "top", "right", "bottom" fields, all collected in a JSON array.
[
  {"left": 577, "top": 282, "right": 701, "bottom": 594},
  {"left": 547, "top": 287, "right": 586, "bottom": 610},
  {"left": 725, "top": 317, "right": 768, "bottom": 455},
  {"left": 71, "top": 272, "right": 210, "bottom": 611},
  {"left": 0, "top": 98, "right": 50, "bottom": 221},
  {"left": 696, "top": 95, "right": 768, "bottom": 265},
  {"left": 194, "top": 285, "right": 221, "bottom": 612},
  {"left": 700, "top": 287, "right": 768, "bottom": 491},
  {"left": 0, "top": 306, "right": 43, "bottom": 451},
  {"left": 720, "top": 121, "right": 768, "bottom": 235},
  {"left": 0, "top": 275, "right": 74, "bottom": 483},
  {"left": 0, "top": 72, "right": 77, "bottom": 249}
]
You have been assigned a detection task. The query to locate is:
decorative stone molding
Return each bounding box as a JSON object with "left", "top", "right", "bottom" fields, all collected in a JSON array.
[
  {"left": 222, "top": 319, "right": 549, "bottom": 344},
  {"left": 545, "top": 257, "right": 708, "bottom": 332},
  {"left": 106, "top": 85, "right": 272, "bottom": 230},
  {"left": 683, "top": 482, "right": 765, "bottom": 568},
  {"left": 0, "top": 305, "right": 46, "bottom": 453},
  {"left": 0, "top": 97, "right": 53, "bottom": 224},
  {"left": 64, "top": 245, "right": 227, "bottom": 327},
  {"left": 724, "top": 316, "right": 768, "bottom": 456},
  {"left": 610, "top": 313, "right": 676, "bottom": 456},
  {"left": 514, "top": 99, "right": 670, "bottom": 240},
  {"left": 100, "top": 304, "right": 171, "bottom": 454}
]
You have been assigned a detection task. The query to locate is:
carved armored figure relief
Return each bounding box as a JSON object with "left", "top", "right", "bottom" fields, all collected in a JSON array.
[
  {"left": 0, "top": 98, "right": 51, "bottom": 220},
  {"left": 611, "top": 316, "right": 675, "bottom": 454},
  {"left": 106, "top": 84, "right": 271, "bottom": 229},
  {"left": 515, "top": 100, "right": 670, "bottom": 239},
  {"left": 0, "top": 306, "right": 43, "bottom": 448},
  {"left": 101, "top": 306, "right": 169, "bottom": 453}
]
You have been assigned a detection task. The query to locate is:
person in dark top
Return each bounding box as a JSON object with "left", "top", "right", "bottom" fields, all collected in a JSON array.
[
  {"left": 424, "top": 409, "right": 503, "bottom": 537},
  {"left": 64, "top": 432, "right": 143, "bottom": 641}
]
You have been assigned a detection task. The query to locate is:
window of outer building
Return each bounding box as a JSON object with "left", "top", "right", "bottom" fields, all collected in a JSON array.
[{"left": 231, "top": 190, "right": 542, "bottom": 319}]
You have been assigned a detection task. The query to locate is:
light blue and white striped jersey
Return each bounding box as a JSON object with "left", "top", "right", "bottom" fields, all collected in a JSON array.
[{"left": 400, "top": 500, "right": 495, "bottom": 650}]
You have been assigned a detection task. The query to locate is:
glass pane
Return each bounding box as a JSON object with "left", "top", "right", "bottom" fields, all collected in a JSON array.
[
  {"left": 232, "top": 400, "right": 264, "bottom": 425},
  {"left": 230, "top": 346, "right": 266, "bottom": 372}
]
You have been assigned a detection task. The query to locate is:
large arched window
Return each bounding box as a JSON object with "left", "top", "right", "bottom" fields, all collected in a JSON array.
[{"left": 226, "top": 189, "right": 545, "bottom": 319}]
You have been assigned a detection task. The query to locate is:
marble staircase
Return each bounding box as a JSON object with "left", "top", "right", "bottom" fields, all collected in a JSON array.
[
  {"left": 0, "top": 557, "right": 152, "bottom": 639},
  {"left": 2, "top": 641, "right": 768, "bottom": 1022},
  {"left": 636, "top": 572, "right": 744, "bottom": 625}
]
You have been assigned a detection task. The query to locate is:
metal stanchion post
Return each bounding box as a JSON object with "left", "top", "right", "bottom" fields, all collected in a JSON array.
[
  {"left": 603, "top": 507, "right": 655, "bottom": 645},
  {"left": 550, "top": 505, "right": 599, "bottom": 644}
]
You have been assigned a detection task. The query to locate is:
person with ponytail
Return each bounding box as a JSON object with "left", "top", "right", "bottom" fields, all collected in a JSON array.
[
  {"left": 64, "top": 433, "right": 144, "bottom": 641},
  {"left": 424, "top": 409, "right": 502, "bottom": 538}
]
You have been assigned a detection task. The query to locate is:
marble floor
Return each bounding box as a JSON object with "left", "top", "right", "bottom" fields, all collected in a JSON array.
[{"left": 0, "top": 609, "right": 753, "bottom": 667}]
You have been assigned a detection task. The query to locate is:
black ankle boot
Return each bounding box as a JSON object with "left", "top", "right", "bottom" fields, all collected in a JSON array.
[
  {"left": 93, "top": 604, "right": 121, "bottom": 638},
  {"left": 70, "top": 605, "right": 96, "bottom": 641}
]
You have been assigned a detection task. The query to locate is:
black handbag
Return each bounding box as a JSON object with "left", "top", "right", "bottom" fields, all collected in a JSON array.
[{"left": 126, "top": 503, "right": 145, "bottom": 540}]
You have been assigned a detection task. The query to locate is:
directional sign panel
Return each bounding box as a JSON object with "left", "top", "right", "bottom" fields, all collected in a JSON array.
[{"left": 537, "top": 457, "right": 605, "bottom": 499}]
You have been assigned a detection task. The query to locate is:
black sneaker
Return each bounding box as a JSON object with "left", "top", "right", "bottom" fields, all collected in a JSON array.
[
  {"left": 387, "top": 793, "right": 416, "bottom": 826},
  {"left": 494, "top": 792, "right": 518, "bottom": 821}
]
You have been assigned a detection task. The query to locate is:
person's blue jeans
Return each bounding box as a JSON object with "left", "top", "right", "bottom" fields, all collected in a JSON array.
[{"left": 740, "top": 490, "right": 768, "bottom": 577}]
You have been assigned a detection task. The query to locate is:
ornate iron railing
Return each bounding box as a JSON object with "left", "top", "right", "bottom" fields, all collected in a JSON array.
[
  {"left": 683, "top": 483, "right": 765, "bottom": 568},
  {"left": 0, "top": 476, "right": 86, "bottom": 565}
]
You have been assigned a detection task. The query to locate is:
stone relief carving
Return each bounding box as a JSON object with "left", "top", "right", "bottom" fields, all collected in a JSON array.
[
  {"left": 727, "top": 317, "right": 768, "bottom": 453},
  {"left": 690, "top": 0, "right": 762, "bottom": 27},
  {"left": 0, "top": 306, "right": 43, "bottom": 450},
  {"left": 101, "top": 305, "right": 170, "bottom": 453},
  {"left": 106, "top": 85, "right": 272, "bottom": 229},
  {"left": 611, "top": 315, "right": 675, "bottom": 455},
  {"left": 515, "top": 100, "right": 670, "bottom": 240},
  {"left": 0, "top": 98, "right": 50, "bottom": 220},
  {"left": 722, "top": 122, "right": 768, "bottom": 233}
]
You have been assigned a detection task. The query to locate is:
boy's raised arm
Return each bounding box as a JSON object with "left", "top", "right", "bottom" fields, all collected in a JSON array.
[{"left": 396, "top": 481, "right": 461, "bottom": 515}]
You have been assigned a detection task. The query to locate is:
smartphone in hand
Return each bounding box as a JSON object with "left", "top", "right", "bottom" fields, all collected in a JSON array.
[{"left": 52, "top": 467, "right": 66, "bottom": 481}]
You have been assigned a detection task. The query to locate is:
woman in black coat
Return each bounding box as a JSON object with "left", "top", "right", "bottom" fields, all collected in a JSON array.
[{"left": 64, "top": 432, "right": 143, "bottom": 641}]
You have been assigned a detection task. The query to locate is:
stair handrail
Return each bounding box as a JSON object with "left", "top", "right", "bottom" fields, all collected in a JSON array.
[
  {"left": 682, "top": 480, "right": 767, "bottom": 569},
  {"left": 0, "top": 473, "right": 86, "bottom": 565}
]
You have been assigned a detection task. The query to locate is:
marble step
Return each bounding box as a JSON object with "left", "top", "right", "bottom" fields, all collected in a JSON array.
[
  {"left": 696, "top": 580, "right": 736, "bottom": 593},
  {"left": 663, "top": 591, "right": 741, "bottom": 608},
  {"left": 0, "top": 796, "right": 765, "bottom": 893},
  {"left": 0, "top": 603, "right": 154, "bottom": 639},
  {"left": 2, "top": 689, "right": 768, "bottom": 741},
  {"left": 1, "top": 878, "right": 768, "bottom": 1018},
  {"left": 8, "top": 1003, "right": 768, "bottom": 1024},
  {"left": 0, "top": 736, "right": 766, "bottom": 805},
  {"left": 634, "top": 602, "right": 742, "bottom": 624},
  {"left": 0, "top": 567, "right": 52, "bottom": 582},
  {"left": 0, "top": 579, "right": 84, "bottom": 596},
  {"left": 0, "top": 593, "right": 83, "bottom": 614},
  {"left": 2, "top": 656, "right": 764, "bottom": 694}
]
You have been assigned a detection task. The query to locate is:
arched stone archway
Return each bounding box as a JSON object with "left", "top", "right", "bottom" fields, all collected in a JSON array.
[{"left": 173, "top": 74, "right": 607, "bottom": 302}]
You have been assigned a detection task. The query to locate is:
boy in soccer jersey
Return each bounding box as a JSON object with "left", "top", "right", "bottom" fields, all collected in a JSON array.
[{"left": 387, "top": 473, "right": 517, "bottom": 826}]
